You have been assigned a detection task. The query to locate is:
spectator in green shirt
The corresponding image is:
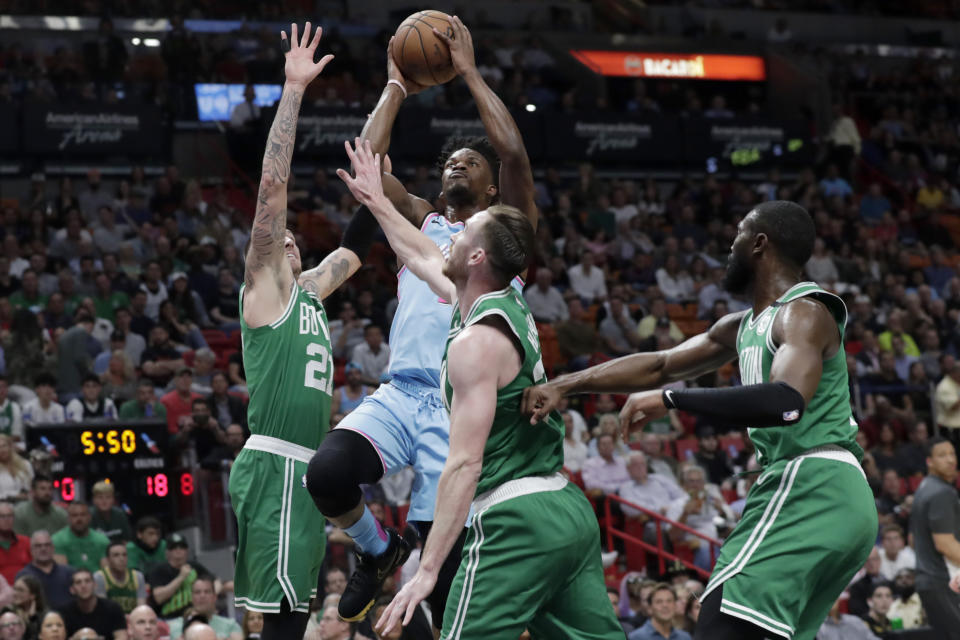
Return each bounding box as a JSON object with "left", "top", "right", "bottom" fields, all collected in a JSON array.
[
  {"left": 9, "top": 270, "right": 47, "bottom": 313},
  {"left": 92, "top": 273, "right": 130, "bottom": 323},
  {"left": 119, "top": 380, "right": 167, "bottom": 421},
  {"left": 126, "top": 516, "right": 166, "bottom": 575},
  {"left": 13, "top": 475, "right": 68, "bottom": 538},
  {"left": 51, "top": 502, "right": 109, "bottom": 574},
  {"left": 90, "top": 481, "right": 132, "bottom": 543}
]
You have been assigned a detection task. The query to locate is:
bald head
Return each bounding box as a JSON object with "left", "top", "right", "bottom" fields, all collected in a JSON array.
[
  {"left": 184, "top": 624, "right": 217, "bottom": 640},
  {"left": 128, "top": 605, "right": 158, "bottom": 640}
]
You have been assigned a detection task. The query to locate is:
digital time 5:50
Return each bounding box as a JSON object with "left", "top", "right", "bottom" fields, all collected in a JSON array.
[{"left": 80, "top": 430, "right": 137, "bottom": 455}]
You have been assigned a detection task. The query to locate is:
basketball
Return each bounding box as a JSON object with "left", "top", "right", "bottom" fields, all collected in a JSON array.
[{"left": 391, "top": 10, "right": 457, "bottom": 87}]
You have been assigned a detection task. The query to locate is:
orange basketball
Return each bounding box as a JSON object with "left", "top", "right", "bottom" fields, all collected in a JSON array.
[{"left": 391, "top": 10, "right": 457, "bottom": 87}]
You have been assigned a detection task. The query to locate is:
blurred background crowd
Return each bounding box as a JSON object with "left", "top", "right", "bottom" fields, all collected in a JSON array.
[{"left": 3, "top": 0, "right": 960, "bottom": 639}]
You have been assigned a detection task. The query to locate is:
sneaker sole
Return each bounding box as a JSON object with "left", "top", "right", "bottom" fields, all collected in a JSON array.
[
  {"left": 338, "top": 539, "right": 415, "bottom": 623},
  {"left": 338, "top": 597, "right": 376, "bottom": 623}
]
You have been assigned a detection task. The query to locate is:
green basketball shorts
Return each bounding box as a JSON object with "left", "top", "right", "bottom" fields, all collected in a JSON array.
[
  {"left": 702, "top": 445, "right": 877, "bottom": 640},
  {"left": 440, "top": 474, "right": 624, "bottom": 640},
  {"left": 229, "top": 436, "right": 327, "bottom": 613}
]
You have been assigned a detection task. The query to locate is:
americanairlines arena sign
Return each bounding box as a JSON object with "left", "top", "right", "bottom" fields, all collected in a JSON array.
[
  {"left": 570, "top": 50, "right": 766, "bottom": 81},
  {"left": 23, "top": 102, "right": 163, "bottom": 155}
]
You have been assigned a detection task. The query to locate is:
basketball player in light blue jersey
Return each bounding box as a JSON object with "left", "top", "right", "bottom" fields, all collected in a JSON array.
[{"left": 305, "top": 15, "right": 538, "bottom": 626}]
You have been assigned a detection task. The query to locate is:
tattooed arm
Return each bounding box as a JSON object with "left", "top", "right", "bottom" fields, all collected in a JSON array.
[
  {"left": 242, "top": 22, "right": 334, "bottom": 328},
  {"left": 298, "top": 247, "right": 361, "bottom": 301}
]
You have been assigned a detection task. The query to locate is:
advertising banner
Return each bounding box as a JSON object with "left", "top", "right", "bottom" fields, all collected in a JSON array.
[{"left": 22, "top": 102, "right": 163, "bottom": 156}]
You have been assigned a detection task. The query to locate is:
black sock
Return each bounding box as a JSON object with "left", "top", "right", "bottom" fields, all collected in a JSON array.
[{"left": 261, "top": 599, "right": 311, "bottom": 640}]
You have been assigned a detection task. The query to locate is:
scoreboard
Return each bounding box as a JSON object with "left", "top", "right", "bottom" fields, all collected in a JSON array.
[{"left": 26, "top": 420, "right": 194, "bottom": 520}]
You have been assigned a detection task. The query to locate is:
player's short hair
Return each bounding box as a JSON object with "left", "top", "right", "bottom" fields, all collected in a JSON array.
[
  {"left": 192, "top": 574, "right": 216, "bottom": 590},
  {"left": 437, "top": 136, "right": 501, "bottom": 188},
  {"left": 34, "top": 373, "right": 57, "bottom": 389},
  {"left": 926, "top": 435, "right": 952, "bottom": 457},
  {"left": 881, "top": 524, "right": 904, "bottom": 539},
  {"left": 479, "top": 205, "right": 534, "bottom": 287},
  {"left": 71, "top": 567, "right": 94, "bottom": 583},
  {"left": 32, "top": 474, "right": 53, "bottom": 488},
  {"left": 135, "top": 515, "right": 162, "bottom": 534},
  {"left": 749, "top": 200, "right": 816, "bottom": 270},
  {"left": 106, "top": 540, "right": 127, "bottom": 556},
  {"left": 647, "top": 582, "right": 676, "bottom": 605}
]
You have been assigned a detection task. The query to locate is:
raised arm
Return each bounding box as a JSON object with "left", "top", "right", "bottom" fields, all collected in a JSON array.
[
  {"left": 435, "top": 16, "right": 538, "bottom": 229},
  {"left": 338, "top": 139, "right": 455, "bottom": 302},
  {"left": 243, "top": 23, "right": 334, "bottom": 327},
  {"left": 298, "top": 247, "right": 360, "bottom": 301},
  {"left": 376, "top": 323, "right": 510, "bottom": 635},
  {"left": 355, "top": 45, "right": 433, "bottom": 227},
  {"left": 522, "top": 310, "right": 744, "bottom": 422}
]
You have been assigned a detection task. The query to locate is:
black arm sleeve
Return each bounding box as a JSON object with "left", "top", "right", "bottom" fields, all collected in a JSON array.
[
  {"left": 340, "top": 205, "right": 378, "bottom": 261},
  {"left": 662, "top": 381, "right": 806, "bottom": 428}
]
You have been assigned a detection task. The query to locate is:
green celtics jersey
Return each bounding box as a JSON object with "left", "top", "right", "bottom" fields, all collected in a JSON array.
[
  {"left": 737, "top": 281, "right": 861, "bottom": 465},
  {"left": 98, "top": 568, "right": 141, "bottom": 613},
  {"left": 239, "top": 283, "right": 333, "bottom": 450},
  {"left": 441, "top": 287, "right": 564, "bottom": 495},
  {"left": 0, "top": 401, "right": 17, "bottom": 437}
]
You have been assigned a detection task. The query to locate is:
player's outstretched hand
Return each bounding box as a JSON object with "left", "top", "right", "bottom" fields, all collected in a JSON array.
[
  {"left": 337, "top": 138, "right": 386, "bottom": 207},
  {"left": 280, "top": 22, "right": 335, "bottom": 88},
  {"left": 432, "top": 15, "right": 476, "bottom": 77},
  {"left": 387, "top": 37, "right": 429, "bottom": 96},
  {"left": 619, "top": 390, "right": 668, "bottom": 441},
  {"left": 375, "top": 569, "right": 437, "bottom": 636},
  {"left": 522, "top": 383, "right": 563, "bottom": 425}
]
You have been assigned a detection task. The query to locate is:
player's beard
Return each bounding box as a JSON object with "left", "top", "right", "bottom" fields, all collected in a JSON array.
[
  {"left": 442, "top": 250, "right": 467, "bottom": 284},
  {"left": 722, "top": 249, "right": 754, "bottom": 295},
  {"left": 443, "top": 181, "right": 479, "bottom": 210}
]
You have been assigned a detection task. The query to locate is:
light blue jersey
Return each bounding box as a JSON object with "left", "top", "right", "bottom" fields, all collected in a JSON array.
[
  {"left": 337, "top": 211, "right": 523, "bottom": 523},
  {"left": 388, "top": 213, "right": 463, "bottom": 386}
]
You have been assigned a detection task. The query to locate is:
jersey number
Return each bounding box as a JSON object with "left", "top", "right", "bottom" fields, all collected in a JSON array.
[{"left": 304, "top": 343, "right": 333, "bottom": 394}]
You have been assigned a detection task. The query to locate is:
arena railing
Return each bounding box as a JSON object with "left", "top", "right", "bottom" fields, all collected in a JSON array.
[{"left": 602, "top": 493, "right": 722, "bottom": 581}]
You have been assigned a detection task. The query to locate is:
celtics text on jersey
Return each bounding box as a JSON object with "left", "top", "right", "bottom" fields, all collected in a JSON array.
[
  {"left": 239, "top": 283, "right": 334, "bottom": 449},
  {"left": 736, "top": 281, "right": 861, "bottom": 465}
]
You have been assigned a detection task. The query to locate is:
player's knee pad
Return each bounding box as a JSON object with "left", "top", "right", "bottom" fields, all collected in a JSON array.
[{"left": 306, "top": 428, "right": 383, "bottom": 517}]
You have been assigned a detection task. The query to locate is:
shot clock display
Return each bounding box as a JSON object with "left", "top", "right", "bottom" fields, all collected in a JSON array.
[
  {"left": 80, "top": 428, "right": 138, "bottom": 455},
  {"left": 27, "top": 420, "right": 175, "bottom": 518}
]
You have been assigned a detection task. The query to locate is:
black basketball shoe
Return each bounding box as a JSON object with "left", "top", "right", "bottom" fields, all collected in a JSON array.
[{"left": 337, "top": 526, "right": 414, "bottom": 622}]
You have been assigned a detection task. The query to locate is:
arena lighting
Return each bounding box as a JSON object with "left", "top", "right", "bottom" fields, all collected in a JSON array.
[
  {"left": 525, "top": 104, "right": 537, "bottom": 112},
  {"left": 143, "top": 38, "right": 161, "bottom": 47},
  {"left": 570, "top": 50, "right": 766, "bottom": 81},
  {"left": 131, "top": 37, "right": 141, "bottom": 45}
]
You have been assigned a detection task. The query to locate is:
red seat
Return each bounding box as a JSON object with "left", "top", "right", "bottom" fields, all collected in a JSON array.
[
  {"left": 718, "top": 435, "right": 744, "bottom": 457},
  {"left": 567, "top": 470, "right": 585, "bottom": 490},
  {"left": 674, "top": 438, "right": 699, "bottom": 463},
  {"left": 623, "top": 518, "right": 648, "bottom": 571},
  {"left": 909, "top": 475, "right": 924, "bottom": 493},
  {"left": 202, "top": 329, "right": 231, "bottom": 349}
]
